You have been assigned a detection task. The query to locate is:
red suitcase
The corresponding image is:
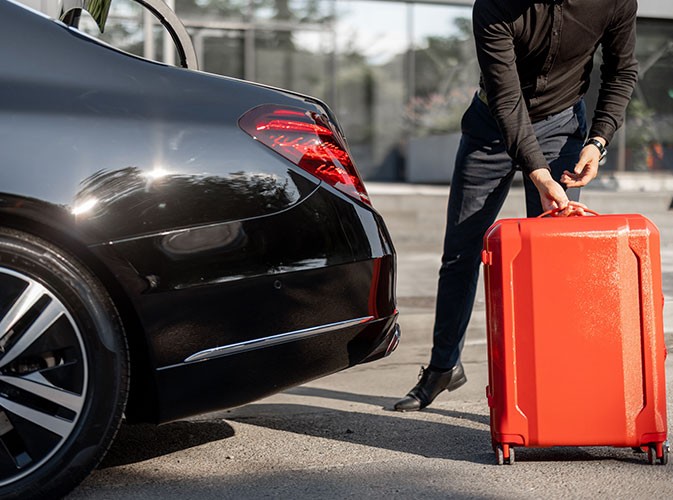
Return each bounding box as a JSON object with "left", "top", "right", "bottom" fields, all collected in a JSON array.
[{"left": 482, "top": 210, "right": 668, "bottom": 465}]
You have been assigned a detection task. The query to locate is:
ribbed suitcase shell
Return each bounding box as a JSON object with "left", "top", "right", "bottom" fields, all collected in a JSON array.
[{"left": 482, "top": 213, "right": 667, "bottom": 461}]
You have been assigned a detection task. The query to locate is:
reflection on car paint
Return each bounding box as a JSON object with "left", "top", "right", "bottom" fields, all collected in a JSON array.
[
  {"left": 71, "top": 167, "right": 305, "bottom": 240},
  {"left": 160, "top": 222, "right": 247, "bottom": 258},
  {"left": 165, "top": 258, "right": 330, "bottom": 289}
]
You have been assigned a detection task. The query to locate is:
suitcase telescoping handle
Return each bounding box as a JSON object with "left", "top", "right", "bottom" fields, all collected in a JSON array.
[{"left": 538, "top": 207, "right": 600, "bottom": 218}]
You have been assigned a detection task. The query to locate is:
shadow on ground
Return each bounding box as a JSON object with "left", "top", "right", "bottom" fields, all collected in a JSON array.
[
  {"left": 100, "top": 420, "right": 235, "bottom": 468},
  {"left": 228, "top": 402, "right": 494, "bottom": 464},
  {"left": 285, "top": 385, "right": 491, "bottom": 426},
  {"left": 99, "top": 388, "right": 649, "bottom": 470}
]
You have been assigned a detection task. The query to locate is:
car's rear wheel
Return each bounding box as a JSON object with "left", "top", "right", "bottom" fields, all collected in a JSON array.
[{"left": 0, "top": 228, "right": 128, "bottom": 499}]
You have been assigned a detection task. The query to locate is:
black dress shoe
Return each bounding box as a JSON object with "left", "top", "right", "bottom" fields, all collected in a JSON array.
[{"left": 393, "top": 362, "right": 467, "bottom": 412}]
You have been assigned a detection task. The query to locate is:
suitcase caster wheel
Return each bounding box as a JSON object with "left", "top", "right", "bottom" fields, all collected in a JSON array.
[
  {"left": 661, "top": 442, "right": 669, "bottom": 466},
  {"left": 495, "top": 445, "right": 514, "bottom": 465},
  {"left": 508, "top": 447, "right": 515, "bottom": 465},
  {"left": 647, "top": 443, "right": 669, "bottom": 465},
  {"left": 647, "top": 446, "right": 657, "bottom": 465}
]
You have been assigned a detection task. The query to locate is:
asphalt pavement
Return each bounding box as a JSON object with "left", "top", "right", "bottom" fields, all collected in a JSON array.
[{"left": 70, "top": 181, "right": 673, "bottom": 500}]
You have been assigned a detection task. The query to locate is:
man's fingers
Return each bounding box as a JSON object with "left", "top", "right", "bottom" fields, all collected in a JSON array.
[
  {"left": 566, "top": 202, "right": 587, "bottom": 216},
  {"left": 561, "top": 169, "right": 579, "bottom": 184},
  {"left": 561, "top": 173, "right": 582, "bottom": 188},
  {"left": 551, "top": 200, "right": 588, "bottom": 217},
  {"left": 568, "top": 200, "right": 588, "bottom": 209},
  {"left": 563, "top": 165, "right": 597, "bottom": 188}
]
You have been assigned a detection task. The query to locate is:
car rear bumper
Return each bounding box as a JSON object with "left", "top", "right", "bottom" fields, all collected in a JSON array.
[
  {"left": 359, "top": 319, "right": 401, "bottom": 364},
  {"left": 151, "top": 310, "right": 400, "bottom": 423}
]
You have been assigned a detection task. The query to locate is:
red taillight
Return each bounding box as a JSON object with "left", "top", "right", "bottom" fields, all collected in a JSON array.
[{"left": 239, "top": 105, "right": 370, "bottom": 205}]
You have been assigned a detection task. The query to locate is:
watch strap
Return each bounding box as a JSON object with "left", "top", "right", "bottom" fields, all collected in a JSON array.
[{"left": 584, "top": 138, "right": 607, "bottom": 160}]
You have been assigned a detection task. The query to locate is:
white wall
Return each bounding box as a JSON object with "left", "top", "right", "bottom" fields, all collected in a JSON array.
[
  {"left": 14, "top": 0, "right": 68, "bottom": 19},
  {"left": 638, "top": 0, "right": 673, "bottom": 19}
]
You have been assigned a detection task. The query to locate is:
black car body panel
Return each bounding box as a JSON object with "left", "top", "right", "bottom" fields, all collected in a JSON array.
[
  {"left": 0, "top": 0, "right": 398, "bottom": 426},
  {"left": 102, "top": 190, "right": 395, "bottom": 366},
  {"left": 1, "top": 1, "right": 321, "bottom": 231}
]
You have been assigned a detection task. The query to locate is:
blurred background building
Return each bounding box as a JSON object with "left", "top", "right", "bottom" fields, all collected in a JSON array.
[{"left": 21, "top": 0, "right": 673, "bottom": 182}]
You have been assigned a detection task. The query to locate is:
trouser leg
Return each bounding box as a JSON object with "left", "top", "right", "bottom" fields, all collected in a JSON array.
[{"left": 429, "top": 97, "right": 515, "bottom": 370}]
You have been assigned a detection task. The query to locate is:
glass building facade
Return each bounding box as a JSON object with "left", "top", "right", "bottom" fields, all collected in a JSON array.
[{"left": 79, "top": 0, "right": 673, "bottom": 181}]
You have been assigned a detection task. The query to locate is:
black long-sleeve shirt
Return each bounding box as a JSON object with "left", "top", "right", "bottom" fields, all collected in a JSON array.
[{"left": 473, "top": 0, "right": 638, "bottom": 174}]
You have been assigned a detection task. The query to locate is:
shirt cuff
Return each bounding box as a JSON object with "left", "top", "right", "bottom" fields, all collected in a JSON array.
[
  {"left": 588, "top": 123, "right": 616, "bottom": 146},
  {"left": 519, "top": 150, "right": 549, "bottom": 176}
]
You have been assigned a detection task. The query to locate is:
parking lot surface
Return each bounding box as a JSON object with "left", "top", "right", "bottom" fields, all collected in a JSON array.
[{"left": 71, "top": 184, "right": 673, "bottom": 499}]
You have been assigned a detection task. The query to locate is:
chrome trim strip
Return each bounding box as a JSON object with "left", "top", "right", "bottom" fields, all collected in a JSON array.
[
  {"left": 385, "top": 324, "right": 402, "bottom": 357},
  {"left": 182, "top": 316, "right": 375, "bottom": 364}
]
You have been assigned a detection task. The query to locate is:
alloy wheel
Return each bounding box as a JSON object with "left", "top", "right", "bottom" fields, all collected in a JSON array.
[{"left": 0, "top": 267, "right": 87, "bottom": 487}]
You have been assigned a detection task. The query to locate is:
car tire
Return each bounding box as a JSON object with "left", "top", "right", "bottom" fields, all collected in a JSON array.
[{"left": 0, "top": 228, "right": 128, "bottom": 499}]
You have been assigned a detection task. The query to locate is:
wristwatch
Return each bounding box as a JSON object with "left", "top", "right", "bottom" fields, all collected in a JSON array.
[{"left": 584, "top": 138, "right": 607, "bottom": 161}]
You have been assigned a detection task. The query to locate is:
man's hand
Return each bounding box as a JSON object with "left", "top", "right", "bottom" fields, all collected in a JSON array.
[
  {"left": 560, "top": 137, "right": 605, "bottom": 188},
  {"left": 529, "top": 169, "right": 587, "bottom": 216}
]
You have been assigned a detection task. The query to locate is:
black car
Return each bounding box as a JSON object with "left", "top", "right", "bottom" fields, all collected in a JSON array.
[{"left": 0, "top": 1, "right": 398, "bottom": 498}]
